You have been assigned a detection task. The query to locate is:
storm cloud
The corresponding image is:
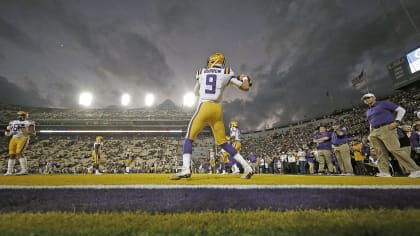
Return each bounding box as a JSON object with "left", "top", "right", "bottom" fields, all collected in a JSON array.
[{"left": 0, "top": 0, "right": 419, "bottom": 130}]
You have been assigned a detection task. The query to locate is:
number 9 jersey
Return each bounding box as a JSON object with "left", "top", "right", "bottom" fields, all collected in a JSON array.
[{"left": 195, "top": 67, "right": 241, "bottom": 104}]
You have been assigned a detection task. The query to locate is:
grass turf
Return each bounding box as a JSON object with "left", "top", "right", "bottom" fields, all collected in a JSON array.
[
  {"left": 1, "top": 209, "right": 420, "bottom": 236},
  {"left": 2, "top": 174, "right": 419, "bottom": 235},
  {"left": 1, "top": 173, "right": 420, "bottom": 186}
]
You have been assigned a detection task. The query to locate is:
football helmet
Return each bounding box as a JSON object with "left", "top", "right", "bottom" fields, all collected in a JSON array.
[
  {"left": 96, "top": 136, "right": 103, "bottom": 142},
  {"left": 17, "top": 111, "right": 28, "bottom": 121},
  {"left": 207, "top": 52, "right": 225, "bottom": 68},
  {"left": 230, "top": 120, "right": 239, "bottom": 128}
]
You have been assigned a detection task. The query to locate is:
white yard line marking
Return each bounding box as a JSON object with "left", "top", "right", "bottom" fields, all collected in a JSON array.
[{"left": 1, "top": 184, "right": 420, "bottom": 189}]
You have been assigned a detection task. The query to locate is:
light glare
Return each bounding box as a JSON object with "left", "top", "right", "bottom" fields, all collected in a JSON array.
[
  {"left": 183, "top": 92, "right": 196, "bottom": 107},
  {"left": 79, "top": 92, "right": 92, "bottom": 106},
  {"left": 121, "top": 93, "right": 131, "bottom": 106},
  {"left": 145, "top": 94, "right": 155, "bottom": 107}
]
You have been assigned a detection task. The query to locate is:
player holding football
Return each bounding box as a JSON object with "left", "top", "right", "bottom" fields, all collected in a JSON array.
[
  {"left": 171, "top": 52, "right": 254, "bottom": 180},
  {"left": 4, "top": 111, "right": 36, "bottom": 175}
]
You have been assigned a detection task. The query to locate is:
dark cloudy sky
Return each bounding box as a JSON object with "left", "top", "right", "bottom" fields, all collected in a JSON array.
[{"left": 1, "top": 0, "right": 419, "bottom": 131}]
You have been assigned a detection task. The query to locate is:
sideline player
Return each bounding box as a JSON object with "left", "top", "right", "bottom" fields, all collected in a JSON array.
[
  {"left": 92, "top": 136, "right": 104, "bottom": 174},
  {"left": 171, "top": 52, "right": 254, "bottom": 180},
  {"left": 209, "top": 148, "right": 216, "bottom": 174},
  {"left": 125, "top": 148, "right": 134, "bottom": 173},
  {"left": 4, "top": 111, "right": 36, "bottom": 175},
  {"left": 229, "top": 120, "right": 242, "bottom": 174}
]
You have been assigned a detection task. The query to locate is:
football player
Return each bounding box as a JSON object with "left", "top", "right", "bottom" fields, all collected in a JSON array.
[
  {"left": 125, "top": 148, "right": 134, "bottom": 173},
  {"left": 209, "top": 148, "right": 216, "bottom": 174},
  {"left": 218, "top": 139, "right": 230, "bottom": 174},
  {"left": 4, "top": 111, "right": 36, "bottom": 176},
  {"left": 92, "top": 136, "right": 104, "bottom": 174},
  {"left": 171, "top": 52, "right": 254, "bottom": 180},
  {"left": 229, "top": 120, "right": 242, "bottom": 174}
]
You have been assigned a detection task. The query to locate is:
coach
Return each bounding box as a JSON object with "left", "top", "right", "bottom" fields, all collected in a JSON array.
[{"left": 362, "top": 93, "right": 420, "bottom": 178}]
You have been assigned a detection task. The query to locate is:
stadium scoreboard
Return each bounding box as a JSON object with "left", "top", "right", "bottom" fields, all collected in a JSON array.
[{"left": 388, "top": 45, "right": 420, "bottom": 89}]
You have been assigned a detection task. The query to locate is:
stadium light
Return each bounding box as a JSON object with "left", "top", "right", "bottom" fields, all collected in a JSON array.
[
  {"left": 145, "top": 93, "right": 155, "bottom": 107},
  {"left": 183, "top": 92, "right": 196, "bottom": 107},
  {"left": 79, "top": 92, "right": 92, "bottom": 106},
  {"left": 121, "top": 93, "right": 131, "bottom": 106}
]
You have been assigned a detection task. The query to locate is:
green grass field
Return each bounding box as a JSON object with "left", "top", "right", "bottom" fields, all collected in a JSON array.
[{"left": 1, "top": 209, "right": 420, "bottom": 236}]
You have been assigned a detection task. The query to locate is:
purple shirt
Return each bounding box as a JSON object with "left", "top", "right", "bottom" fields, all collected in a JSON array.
[
  {"left": 331, "top": 127, "right": 348, "bottom": 145},
  {"left": 248, "top": 154, "right": 257, "bottom": 163},
  {"left": 366, "top": 100, "right": 398, "bottom": 128},
  {"left": 314, "top": 131, "right": 332, "bottom": 150},
  {"left": 410, "top": 132, "right": 420, "bottom": 148}
]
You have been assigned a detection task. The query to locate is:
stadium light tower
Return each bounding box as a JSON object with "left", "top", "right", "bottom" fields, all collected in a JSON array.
[
  {"left": 79, "top": 92, "right": 93, "bottom": 106},
  {"left": 183, "top": 92, "right": 196, "bottom": 107},
  {"left": 145, "top": 93, "right": 155, "bottom": 107},
  {"left": 121, "top": 93, "right": 131, "bottom": 106}
]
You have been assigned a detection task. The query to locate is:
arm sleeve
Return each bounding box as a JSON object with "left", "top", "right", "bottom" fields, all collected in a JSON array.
[{"left": 394, "top": 106, "right": 406, "bottom": 122}]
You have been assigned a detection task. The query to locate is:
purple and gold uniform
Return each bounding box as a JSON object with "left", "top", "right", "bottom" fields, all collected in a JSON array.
[
  {"left": 125, "top": 148, "right": 134, "bottom": 173},
  {"left": 4, "top": 111, "right": 36, "bottom": 176},
  {"left": 209, "top": 148, "right": 216, "bottom": 174},
  {"left": 171, "top": 52, "right": 254, "bottom": 180},
  {"left": 92, "top": 136, "right": 104, "bottom": 174}
]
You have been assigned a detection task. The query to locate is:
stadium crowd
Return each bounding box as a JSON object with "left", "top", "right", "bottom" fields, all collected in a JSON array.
[{"left": 1, "top": 85, "right": 419, "bottom": 176}]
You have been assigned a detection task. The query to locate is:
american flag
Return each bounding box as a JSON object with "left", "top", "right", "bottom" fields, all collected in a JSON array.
[{"left": 351, "top": 70, "right": 366, "bottom": 87}]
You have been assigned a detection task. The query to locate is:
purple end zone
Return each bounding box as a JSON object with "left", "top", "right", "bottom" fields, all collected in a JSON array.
[{"left": 1, "top": 188, "right": 420, "bottom": 212}]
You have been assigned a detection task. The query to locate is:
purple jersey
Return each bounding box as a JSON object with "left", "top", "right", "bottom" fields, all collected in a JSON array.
[
  {"left": 314, "top": 132, "right": 332, "bottom": 150},
  {"left": 366, "top": 100, "right": 398, "bottom": 128},
  {"left": 331, "top": 127, "right": 348, "bottom": 145}
]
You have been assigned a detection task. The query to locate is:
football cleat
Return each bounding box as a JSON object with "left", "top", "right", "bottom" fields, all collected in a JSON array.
[
  {"left": 4, "top": 172, "right": 12, "bottom": 176},
  {"left": 15, "top": 170, "right": 28, "bottom": 176},
  {"left": 241, "top": 167, "right": 254, "bottom": 179},
  {"left": 169, "top": 168, "right": 191, "bottom": 180}
]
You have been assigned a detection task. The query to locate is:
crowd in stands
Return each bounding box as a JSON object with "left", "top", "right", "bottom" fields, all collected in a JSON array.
[
  {"left": 1, "top": 85, "right": 419, "bottom": 175},
  {"left": 238, "top": 86, "right": 420, "bottom": 176}
]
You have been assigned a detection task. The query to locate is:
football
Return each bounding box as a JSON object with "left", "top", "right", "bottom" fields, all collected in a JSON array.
[{"left": 237, "top": 74, "right": 252, "bottom": 86}]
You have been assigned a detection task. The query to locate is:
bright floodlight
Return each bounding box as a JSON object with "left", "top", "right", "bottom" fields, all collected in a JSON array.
[
  {"left": 183, "top": 92, "right": 196, "bottom": 107},
  {"left": 79, "top": 92, "right": 92, "bottom": 106},
  {"left": 145, "top": 93, "right": 155, "bottom": 107},
  {"left": 121, "top": 93, "right": 131, "bottom": 106}
]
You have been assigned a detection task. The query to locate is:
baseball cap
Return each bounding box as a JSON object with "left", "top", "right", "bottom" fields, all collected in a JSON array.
[
  {"left": 332, "top": 120, "right": 341, "bottom": 125},
  {"left": 361, "top": 93, "right": 375, "bottom": 101}
]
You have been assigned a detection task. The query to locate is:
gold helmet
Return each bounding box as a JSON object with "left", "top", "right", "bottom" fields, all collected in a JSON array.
[
  {"left": 127, "top": 148, "right": 131, "bottom": 152},
  {"left": 207, "top": 52, "right": 225, "bottom": 68},
  {"left": 17, "top": 111, "right": 28, "bottom": 121},
  {"left": 230, "top": 120, "right": 239, "bottom": 128},
  {"left": 96, "top": 136, "right": 103, "bottom": 142}
]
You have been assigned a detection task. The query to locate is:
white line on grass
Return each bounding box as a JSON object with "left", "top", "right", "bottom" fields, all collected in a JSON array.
[{"left": 1, "top": 185, "right": 420, "bottom": 189}]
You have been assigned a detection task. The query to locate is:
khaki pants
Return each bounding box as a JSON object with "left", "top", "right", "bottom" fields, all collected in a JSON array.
[
  {"left": 368, "top": 125, "right": 419, "bottom": 174},
  {"left": 333, "top": 143, "right": 354, "bottom": 174},
  {"left": 316, "top": 149, "right": 334, "bottom": 173},
  {"left": 308, "top": 162, "right": 314, "bottom": 174}
]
